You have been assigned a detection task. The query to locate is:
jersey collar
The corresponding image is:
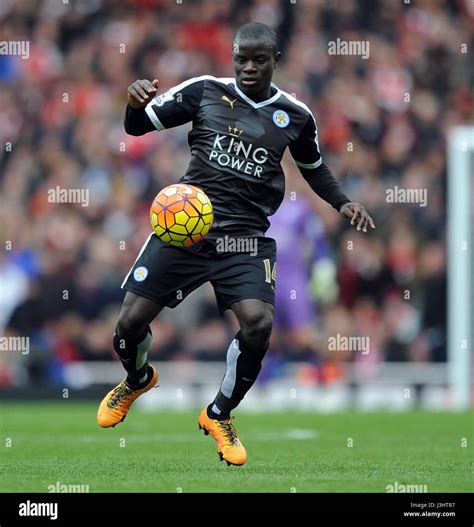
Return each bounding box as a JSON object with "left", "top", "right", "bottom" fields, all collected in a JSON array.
[{"left": 231, "top": 80, "right": 282, "bottom": 109}]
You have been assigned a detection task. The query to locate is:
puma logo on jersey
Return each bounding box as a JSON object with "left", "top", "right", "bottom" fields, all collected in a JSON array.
[{"left": 221, "top": 95, "right": 237, "bottom": 109}]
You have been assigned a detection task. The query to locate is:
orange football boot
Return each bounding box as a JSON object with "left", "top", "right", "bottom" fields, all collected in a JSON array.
[
  {"left": 198, "top": 407, "right": 247, "bottom": 466},
  {"left": 97, "top": 365, "right": 158, "bottom": 428}
]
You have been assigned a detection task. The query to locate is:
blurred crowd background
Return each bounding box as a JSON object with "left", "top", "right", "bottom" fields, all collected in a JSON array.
[{"left": 0, "top": 0, "right": 472, "bottom": 388}]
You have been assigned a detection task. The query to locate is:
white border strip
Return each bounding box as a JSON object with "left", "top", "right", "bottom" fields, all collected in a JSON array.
[
  {"left": 295, "top": 158, "right": 323, "bottom": 169},
  {"left": 121, "top": 232, "right": 154, "bottom": 288},
  {"left": 145, "top": 104, "right": 165, "bottom": 131},
  {"left": 231, "top": 80, "right": 282, "bottom": 109}
]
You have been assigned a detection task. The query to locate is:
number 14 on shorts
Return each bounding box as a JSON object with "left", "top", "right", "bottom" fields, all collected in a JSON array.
[{"left": 263, "top": 258, "right": 276, "bottom": 285}]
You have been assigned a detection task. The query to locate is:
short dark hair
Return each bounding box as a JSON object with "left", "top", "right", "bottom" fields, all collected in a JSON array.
[{"left": 233, "top": 22, "right": 279, "bottom": 56}]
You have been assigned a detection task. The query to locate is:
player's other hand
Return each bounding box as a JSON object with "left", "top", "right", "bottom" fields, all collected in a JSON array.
[
  {"left": 127, "top": 79, "right": 159, "bottom": 108},
  {"left": 340, "top": 202, "right": 375, "bottom": 233}
]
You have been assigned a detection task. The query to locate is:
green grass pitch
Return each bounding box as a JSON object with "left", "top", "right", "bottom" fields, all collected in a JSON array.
[{"left": 1, "top": 403, "right": 471, "bottom": 492}]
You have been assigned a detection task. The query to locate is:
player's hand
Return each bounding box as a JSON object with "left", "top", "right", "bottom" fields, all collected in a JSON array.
[
  {"left": 127, "top": 78, "right": 159, "bottom": 109},
  {"left": 340, "top": 202, "right": 375, "bottom": 233}
]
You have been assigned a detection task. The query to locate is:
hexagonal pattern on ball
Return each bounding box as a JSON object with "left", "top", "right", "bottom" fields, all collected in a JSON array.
[{"left": 149, "top": 183, "right": 214, "bottom": 247}]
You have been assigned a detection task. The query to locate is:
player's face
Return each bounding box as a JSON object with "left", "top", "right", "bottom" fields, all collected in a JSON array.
[{"left": 233, "top": 39, "right": 281, "bottom": 101}]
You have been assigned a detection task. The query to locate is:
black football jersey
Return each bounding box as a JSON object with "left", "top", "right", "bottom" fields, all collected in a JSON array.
[{"left": 145, "top": 75, "right": 322, "bottom": 240}]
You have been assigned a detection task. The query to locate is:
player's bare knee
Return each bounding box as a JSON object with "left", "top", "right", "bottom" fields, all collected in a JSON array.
[
  {"left": 115, "top": 315, "right": 147, "bottom": 340},
  {"left": 241, "top": 310, "right": 273, "bottom": 347},
  {"left": 116, "top": 292, "right": 161, "bottom": 339}
]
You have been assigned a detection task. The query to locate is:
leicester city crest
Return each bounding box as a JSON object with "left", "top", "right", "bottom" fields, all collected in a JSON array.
[
  {"left": 273, "top": 110, "right": 290, "bottom": 128},
  {"left": 133, "top": 266, "right": 149, "bottom": 282}
]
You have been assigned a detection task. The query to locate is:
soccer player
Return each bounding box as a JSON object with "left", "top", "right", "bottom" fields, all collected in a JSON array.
[{"left": 97, "top": 22, "right": 375, "bottom": 466}]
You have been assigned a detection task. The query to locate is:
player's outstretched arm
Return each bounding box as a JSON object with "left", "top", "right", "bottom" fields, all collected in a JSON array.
[
  {"left": 290, "top": 113, "right": 375, "bottom": 234},
  {"left": 298, "top": 163, "right": 375, "bottom": 234},
  {"left": 124, "top": 78, "right": 159, "bottom": 136}
]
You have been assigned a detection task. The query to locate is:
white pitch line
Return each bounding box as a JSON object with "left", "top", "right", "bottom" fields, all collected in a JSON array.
[
  {"left": 10, "top": 429, "right": 319, "bottom": 444},
  {"left": 79, "top": 429, "right": 319, "bottom": 443}
]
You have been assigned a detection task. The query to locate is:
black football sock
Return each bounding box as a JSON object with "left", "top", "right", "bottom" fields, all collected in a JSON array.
[
  {"left": 113, "top": 326, "right": 153, "bottom": 390},
  {"left": 208, "top": 330, "right": 269, "bottom": 420}
]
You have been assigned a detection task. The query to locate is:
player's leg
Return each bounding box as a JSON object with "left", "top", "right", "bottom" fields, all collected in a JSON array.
[
  {"left": 208, "top": 299, "right": 274, "bottom": 419},
  {"left": 198, "top": 299, "right": 274, "bottom": 465},
  {"left": 198, "top": 237, "right": 276, "bottom": 465},
  {"left": 113, "top": 291, "right": 164, "bottom": 389},
  {"left": 98, "top": 233, "right": 211, "bottom": 428},
  {"left": 97, "top": 292, "right": 163, "bottom": 428}
]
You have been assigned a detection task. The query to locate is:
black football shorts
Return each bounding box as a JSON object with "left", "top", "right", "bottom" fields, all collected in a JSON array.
[{"left": 122, "top": 233, "right": 276, "bottom": 315}]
